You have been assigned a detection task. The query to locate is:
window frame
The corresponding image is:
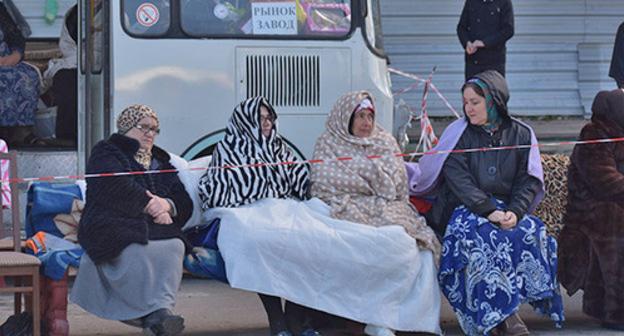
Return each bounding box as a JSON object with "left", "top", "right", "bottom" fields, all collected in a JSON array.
[{"left": 121, "top": 0, "right": 359, "bottom": 41}]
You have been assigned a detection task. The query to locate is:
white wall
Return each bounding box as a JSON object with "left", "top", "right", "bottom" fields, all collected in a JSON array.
[{"left": 14, "top": 0, "right": 76, "bottom": 38}]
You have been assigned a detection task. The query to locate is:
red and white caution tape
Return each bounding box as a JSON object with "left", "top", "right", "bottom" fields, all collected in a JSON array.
[{"left": 4, "top": 137, "right": 624, "bottom": 184}]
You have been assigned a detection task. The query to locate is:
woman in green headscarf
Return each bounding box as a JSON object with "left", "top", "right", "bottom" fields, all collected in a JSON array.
[{"left": 426, "top": 70, "right": 563, "bottom": 336}]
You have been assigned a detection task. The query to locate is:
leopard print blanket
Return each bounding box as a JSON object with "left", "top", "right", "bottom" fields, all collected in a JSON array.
[{"left": 533, "top": 153, "right": 570, "bottom": 238}]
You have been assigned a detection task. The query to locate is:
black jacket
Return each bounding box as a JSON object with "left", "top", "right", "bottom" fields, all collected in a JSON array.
[
  {"left": 427, "top": 71, "right": 541, "bottom": 236},
  {"left": 457, "top": 0, "right": 514, "bottom": 67},
  {"left": 610, "top": 22, "right": 624, "bottom": 86},
  {"left": 0, "top": 2, "right": 25, "bottom": 54},
  {"left": 78, "top": 134, "right": 193, "bottom": 264}
]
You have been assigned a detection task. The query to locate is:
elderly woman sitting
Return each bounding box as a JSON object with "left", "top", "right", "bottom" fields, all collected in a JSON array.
[
  {"left": 409, "top": 71, "right": 563, "bottom": 336},
  {"left": 198, "top": 97, "right": 316, "bottom": 336},
  {"left": 71, "top": 105, "right": 192, "bottom": 336},
  {"left": 310, "top": 91, "right": 441, "bottom": 336}
]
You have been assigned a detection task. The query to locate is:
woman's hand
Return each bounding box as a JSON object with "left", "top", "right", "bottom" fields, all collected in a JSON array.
[
  {"left": 0, "top": 52, "right": 21, "bottom": 67},
  {"left": 466, "top": 41, "right": 477, "bottom": 55},
  {"left": 144, "top": 190, "right": 172, "bottom": 218},
  {"left": 499, "top": 211, "right": 518, "bottom": 229},
  {"left": 153, "top": 212, "right": 173, "bottom": 225},
  {"left": 487, "top": 210, "right": 506, "bottom": 224}
]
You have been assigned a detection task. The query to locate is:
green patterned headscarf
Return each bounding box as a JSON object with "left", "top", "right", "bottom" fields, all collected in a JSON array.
[{"left": 466, "top": 78, "right": 501, "bottom": 132}]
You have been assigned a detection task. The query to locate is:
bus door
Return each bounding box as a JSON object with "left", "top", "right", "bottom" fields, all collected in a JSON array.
[{"left": 78, "top": 0, "right": 111, "bottom": 173}]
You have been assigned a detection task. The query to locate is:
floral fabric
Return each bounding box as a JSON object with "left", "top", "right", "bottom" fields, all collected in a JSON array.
[
  {"left": 0, "top": 28, "right": 39, "bottom": 127},
  {"left": 439, "top": 201, "right": 564, "bottom": 335}
]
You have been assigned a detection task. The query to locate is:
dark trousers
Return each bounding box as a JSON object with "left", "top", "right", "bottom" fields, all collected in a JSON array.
[
  {"left": 617, "top": 80, "right": 624, "bottom": 89},
  {"left": 465, "top": 62, "right": 506, "bottom": 80},
  {"left": 51, "top": 69, "right": 77, "bottom": 141}
]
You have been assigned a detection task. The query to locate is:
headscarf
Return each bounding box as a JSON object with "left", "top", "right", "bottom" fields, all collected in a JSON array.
[
  {"left": 590, "top": 89, "right": 624, "bottom": 133},
  {"left": 465, "top": 77, "right": 501, "bottom": 132},
  {"left": 198, "top": 97, "right": 309, "bottom": 209},
  {"left": 116, "top": 104, "right": 160, "bottom": 169},
  {"left": 311, "top": 91, "right": 440, "bottom": 259}
]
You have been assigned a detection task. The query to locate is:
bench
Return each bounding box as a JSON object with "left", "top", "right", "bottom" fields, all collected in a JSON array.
[{"left": 25, "top": 153, "right": 572, "bottom": 335}]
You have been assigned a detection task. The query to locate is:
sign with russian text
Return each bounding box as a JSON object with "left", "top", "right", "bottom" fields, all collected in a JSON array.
[{"left": 252, "top": 1, "right": 297, "bottom": 35}]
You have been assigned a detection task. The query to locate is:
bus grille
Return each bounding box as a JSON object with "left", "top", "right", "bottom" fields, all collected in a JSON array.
[{"left": 246, "top": 55, "right": 320, "bottom": 107}]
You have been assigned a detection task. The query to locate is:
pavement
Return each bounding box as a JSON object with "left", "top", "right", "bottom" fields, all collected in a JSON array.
[{"left": 0, "top": 278, "right": 617, "bottom": 336}]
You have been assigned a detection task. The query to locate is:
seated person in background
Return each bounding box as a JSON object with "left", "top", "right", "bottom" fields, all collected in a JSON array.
[
  {"left": 0, "top": 1, "right": 40, "bottom": 146},
  {"left": 310, "top": 91, "right": 441, "bottom": 336},
  {"left": 43, "top": 4, "right": 78, "bottom": 147},
  {"left": 412, "top": 70, "right": 563, "bottom": 336},
  {"left": 71, "top": 104, "right": 192, "bottom": 336},
  {"left": 559, "top": 89, "right": 624, "bottom": 332}
]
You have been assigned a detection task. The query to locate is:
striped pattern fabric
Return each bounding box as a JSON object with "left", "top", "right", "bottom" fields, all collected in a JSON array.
[
  {"left": 198, "top": 97, "right": 309, "bottom": 209},
  {"left": 0, "top": 139, "right": 10, "bottom": 208}
]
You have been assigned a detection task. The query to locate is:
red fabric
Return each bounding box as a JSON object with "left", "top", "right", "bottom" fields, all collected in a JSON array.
[{"left": 410, "top": 196, "right": 432, "bottom": 214}]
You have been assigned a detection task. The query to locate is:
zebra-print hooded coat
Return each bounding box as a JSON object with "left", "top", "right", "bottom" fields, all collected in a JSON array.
[{"left": 198, "top": 97, "right": 309, "bottom": 209}]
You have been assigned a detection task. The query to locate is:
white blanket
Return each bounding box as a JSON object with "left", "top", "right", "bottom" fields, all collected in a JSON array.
[{"left": 203, "top": 198, "right": 441, "bottom": 333}]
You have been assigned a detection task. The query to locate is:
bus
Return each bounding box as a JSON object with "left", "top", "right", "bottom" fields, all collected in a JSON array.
[{"left": 75, "top": 0, "right": 394, "bottom": 172}]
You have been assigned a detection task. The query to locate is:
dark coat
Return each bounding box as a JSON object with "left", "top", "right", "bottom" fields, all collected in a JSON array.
[
  {"left": 457, "top": 0, "right": 514, "bottom": 78},
  {"left": 427, "top": 71, "right": 541, "bottom": 235},
  {"left": 0, "top": 2, "right": 25, "bottom": 53},
  {"left": 559, "top": 89, "right": 624, "bottom": 324},
  {"left": 78, "top": 134, "right": 193, "bottom": 264},
  {"left": 610, "top": 22, "right": 624, "bottom": 87}
]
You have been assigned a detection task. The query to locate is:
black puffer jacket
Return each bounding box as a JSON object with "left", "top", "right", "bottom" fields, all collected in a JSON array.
[
  {"left": 426, "top": 71, "right": 542, "bottom": 235},
  {"left": 78, "top": 134, "right": 193, "bottom": 264}
]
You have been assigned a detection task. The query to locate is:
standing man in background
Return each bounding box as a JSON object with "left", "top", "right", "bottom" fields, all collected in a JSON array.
[
  {"left": 610, "top": 21, "right": 624, "bottom": 89},
  {"left": 457, "top": 0, "right": 515, "bottom": 79}
]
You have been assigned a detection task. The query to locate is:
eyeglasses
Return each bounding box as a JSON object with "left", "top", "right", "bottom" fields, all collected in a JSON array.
[
  {"left": 260, "top": 115, "right": 275, "bottom": 124},
  {"left": 135, "top": 124, "right": 160, "bottom": 135}
]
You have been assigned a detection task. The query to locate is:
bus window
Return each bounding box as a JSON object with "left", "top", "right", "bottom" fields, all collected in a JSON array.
[
  {"left": 180, "top": 0, "right": 352, "bottom": 38},
  {"left": 122, "top": 0, "right": 171, "bottom": 36},
  {"left": 368, "top": 0, "right": 384, "bottom": 51}
]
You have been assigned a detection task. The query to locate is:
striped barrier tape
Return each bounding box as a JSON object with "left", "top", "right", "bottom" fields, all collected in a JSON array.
[{"left": 4, "top": 136, "right": 623, "bottom": 184}]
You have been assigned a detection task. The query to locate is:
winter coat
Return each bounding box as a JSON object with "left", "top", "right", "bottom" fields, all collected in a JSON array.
[
  {"left": 610, "top": 22, "right": 624, "bottom": 87},
  {"left": 559, "top": 89, "right": 624, "bottom": 324},
  {"left": 78, "top": 134, "right": 193, "bottom": 264},
  {"left": 427, "top": 71, "right": 541, "bottom": 235},
  {"left": 457, "top": 0, "right": 514, "bottom": 78}
]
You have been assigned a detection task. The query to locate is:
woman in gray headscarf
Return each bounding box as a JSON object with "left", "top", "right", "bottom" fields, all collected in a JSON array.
[{"left": 71, "top": 104, "right": 192, "bottom": 336}]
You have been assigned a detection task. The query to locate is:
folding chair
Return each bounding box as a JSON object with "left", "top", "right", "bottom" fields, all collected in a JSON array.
[{"left": 0, "top": 151, "right": 41, "bottom": 336}]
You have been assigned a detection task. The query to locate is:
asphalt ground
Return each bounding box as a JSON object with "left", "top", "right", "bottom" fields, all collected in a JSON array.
[{"left": 0, "top": 278, "right": 614, "bottom": 336}]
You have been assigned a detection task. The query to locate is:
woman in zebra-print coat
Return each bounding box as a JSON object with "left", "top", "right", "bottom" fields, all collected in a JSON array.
[
  {"left": 198, "top": 96, "right": 308, "bottom": 210},
  {"left": 198, "top": 97, "right": 318, "bottom": 336}
]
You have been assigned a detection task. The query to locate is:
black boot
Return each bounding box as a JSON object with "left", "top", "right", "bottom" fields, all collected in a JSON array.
[{"left": 142, "top": 308, "right": 184, "bottom": 336}]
